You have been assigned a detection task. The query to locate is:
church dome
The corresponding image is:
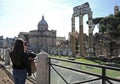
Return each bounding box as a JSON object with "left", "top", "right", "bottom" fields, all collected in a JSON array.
[{"left": 38, "top": 16, "right": 48, "bottom": 31}]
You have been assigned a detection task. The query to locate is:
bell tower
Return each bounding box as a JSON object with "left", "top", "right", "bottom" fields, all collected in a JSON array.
[
  {"left": 114, "top": 0, "right": 119, "bottom": 15},
  {"left": 114, "top": 6, "right": 119, "bottom": 15}
]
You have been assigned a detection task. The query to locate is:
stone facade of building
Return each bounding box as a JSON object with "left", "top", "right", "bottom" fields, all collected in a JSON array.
[
  {"left": 0, "top": 36, "right": 4, "bottom": 48},
  {"left": 29, "top": 16, "right": 56, "bottom": 53},
  {"left": 18, "top": 16, "right": 56, "bottom": 53}
]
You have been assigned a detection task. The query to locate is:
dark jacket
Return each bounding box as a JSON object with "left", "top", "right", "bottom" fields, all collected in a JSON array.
[{"left": 9, "top": 51, "right": 36, "bottom": 69}]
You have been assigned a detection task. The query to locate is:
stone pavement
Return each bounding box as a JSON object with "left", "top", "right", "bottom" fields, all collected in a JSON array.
[
  {"left": 0, "top": 64, "right": 13, "bottom": 84},
  {"left": 0, "top": 59, "right": 35, "bottom": 84}
]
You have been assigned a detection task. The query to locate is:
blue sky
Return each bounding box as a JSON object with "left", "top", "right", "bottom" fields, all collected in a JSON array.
[{"left": 0, "top": 0, "right": 120, "bottom": 39}]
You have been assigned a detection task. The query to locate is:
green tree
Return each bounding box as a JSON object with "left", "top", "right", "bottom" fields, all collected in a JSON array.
[
  {"left": 100, "top": 12, "right": 120, "bottom": 37},
  {"left": 86, "top": 17, "right": 103, "bottom": 25}
]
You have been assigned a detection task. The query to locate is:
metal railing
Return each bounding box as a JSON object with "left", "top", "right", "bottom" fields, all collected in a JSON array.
[{"left": 49, "top": 57, "right": 120, "bottom": 84}]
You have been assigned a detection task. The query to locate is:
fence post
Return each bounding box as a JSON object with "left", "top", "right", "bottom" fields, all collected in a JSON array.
[
  {"left": 5, "top": 48, "right": 10, "bottom": 65},
  {"left": 36, "top": 51, "right": 49, "bottom": 84},
  {"left": 102, "top": 67, "right": 106, "bottom": 84}
]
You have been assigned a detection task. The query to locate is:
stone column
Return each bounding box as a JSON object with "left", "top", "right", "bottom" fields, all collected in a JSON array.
[
  {"left": 79, "top": 15, "right": 84, "bottom": 57},
  {"left": 88, "top": 11, "right": 94, "bottom": 56},
  {"left": 72, "top": 15, "right": 75, "bottom": 33},
  {"left": 71, "top": 16, "right": 76, "bottom": 56},
  {"left": 36, "top": 51, "right": 49, "bottom": 84},
  {"left": 0, "top": 49, "right": 2, "bottom": 58},
  {"left": 5, "top": 48, "right": 10, "bottom": 65}
]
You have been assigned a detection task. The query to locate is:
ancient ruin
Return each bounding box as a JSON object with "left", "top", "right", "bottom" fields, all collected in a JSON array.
[
  {"left": 71, "top": 2, "right": 94, "bottom": 57},
  {"left": 70, "top": 2, "right": 120, "bottom": 59}
]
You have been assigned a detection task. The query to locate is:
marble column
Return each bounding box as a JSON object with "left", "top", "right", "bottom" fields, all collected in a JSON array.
[
  {"left": 71, "top": 16, "right": 76, "bottom": 56},
  {"left": 79, "top": 15, "right": 84, "bottom": 57},
  {"left": 88, "top": 11, "right": 94, "bottom": 56}
]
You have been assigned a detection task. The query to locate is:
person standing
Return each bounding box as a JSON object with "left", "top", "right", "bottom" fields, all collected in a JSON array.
[{"left": 9, "top": 38, "right": 35, "bottom": 84}]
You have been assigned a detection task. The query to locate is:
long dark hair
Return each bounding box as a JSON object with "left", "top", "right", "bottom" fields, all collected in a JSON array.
[{"left": 11, "top": 38, "right": 24, "bottom": 66}]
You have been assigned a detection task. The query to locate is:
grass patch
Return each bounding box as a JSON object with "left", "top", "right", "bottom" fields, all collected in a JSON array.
[{"left": 49, "top": 55, "right": 120, "bottom": 78}]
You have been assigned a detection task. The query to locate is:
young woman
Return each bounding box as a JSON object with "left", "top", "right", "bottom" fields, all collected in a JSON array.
[{"left": 9, "top": 38, "right": 36, "bottom": 84}]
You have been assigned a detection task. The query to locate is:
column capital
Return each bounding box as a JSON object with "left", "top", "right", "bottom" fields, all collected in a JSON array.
[
  {"left": 88, "top": 11, "right": 93, "bottom": 20},
  {"left": 79, "top": 14, "right": 83, "bottom": 18}
]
